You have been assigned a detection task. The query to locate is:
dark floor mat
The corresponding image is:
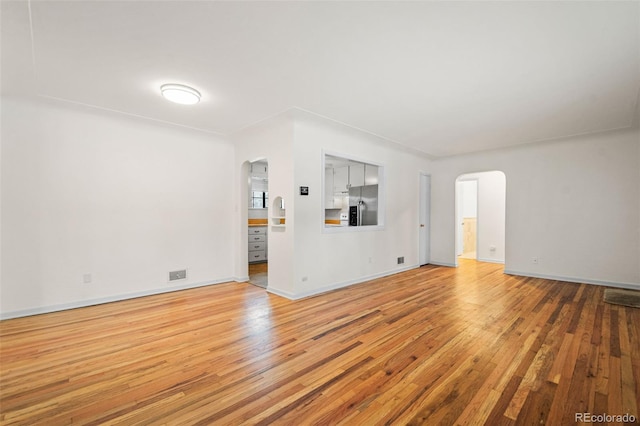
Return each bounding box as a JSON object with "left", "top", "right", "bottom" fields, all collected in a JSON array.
[{"left": 604, "top": 288, "right": 640, "bottom": 308}]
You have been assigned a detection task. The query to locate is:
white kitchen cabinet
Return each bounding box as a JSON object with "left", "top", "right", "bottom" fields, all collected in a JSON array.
[
  {"left": 251, "top": 162, "right": 268, "bottom": 177},
  {"left": 325, "top": 168, "right": 334, "bottom": 208},
  {"left": 333, "top": 166, "right": 349, "bottom": 194},
  {"left": 365, "top": 164, "right": 379, "bottom": 185},
  {"left": 248, "top": 226, "right": 267, "bottom": 263},
  {"left": 350, "top": 164, "right": 365, "bottom": 187}
]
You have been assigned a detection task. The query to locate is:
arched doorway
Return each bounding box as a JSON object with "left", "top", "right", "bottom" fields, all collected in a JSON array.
[
  {"left": 455, "top": 171, "right": 506, "bottom": 266},
  {"left": 247, "top": 159, "right": 269, "bottom": 288}
]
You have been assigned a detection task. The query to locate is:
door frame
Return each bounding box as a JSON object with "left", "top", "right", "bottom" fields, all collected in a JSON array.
[
  {"left": 455, "top": 177, "right": 479, "bottom": 265},
  {"left": 419, "top": 173, "right": 431, "bottom": 266}
]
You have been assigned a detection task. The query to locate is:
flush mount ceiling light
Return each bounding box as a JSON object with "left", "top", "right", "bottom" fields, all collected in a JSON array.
[{"left": 160, "top": 84, "right": 201, "bottom": 105}]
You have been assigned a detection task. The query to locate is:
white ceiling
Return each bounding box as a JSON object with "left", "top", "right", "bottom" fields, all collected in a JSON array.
[{"left": 2, "top": 1, "right": 639, "bottom": 157}]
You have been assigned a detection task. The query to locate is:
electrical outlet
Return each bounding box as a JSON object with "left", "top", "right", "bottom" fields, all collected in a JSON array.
[
  {"left": 302, "top": 276, "right": 308, "bottom": 282},
  {"left": 83, "top": 273, "right": 92, "bottom": 284},
  {"left": 169, "top": 269, "right": 187, "bottom": 281},
  {"left": 397, "top": 256, "right": 404, "bottom": 265}
]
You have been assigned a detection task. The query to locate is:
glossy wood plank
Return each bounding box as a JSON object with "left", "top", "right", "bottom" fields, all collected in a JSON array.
[{"left": 1, "top": 260, "right": 638, "bottom": 425}]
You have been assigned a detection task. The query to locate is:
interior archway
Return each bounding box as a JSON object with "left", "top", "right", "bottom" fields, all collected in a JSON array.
[
  {"left": 247, "top": 159, "right": 269, "bottom": 288},
  {"left": 454, "top": 171, "right": 506, "bottom": 267}
]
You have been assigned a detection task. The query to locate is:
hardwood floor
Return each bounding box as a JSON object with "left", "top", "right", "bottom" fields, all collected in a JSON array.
[
  {"left": 1, "top": 260, "right": 638, "bottom": 425},
  {"left": 248, "top": 262, "right": 268, "bottom": 276}
]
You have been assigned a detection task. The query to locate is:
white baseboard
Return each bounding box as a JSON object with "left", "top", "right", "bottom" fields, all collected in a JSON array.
[
  {"left": 266, "top": 287, "right": 297, "bottom": 299},
  {"left": 0, "top": 277, "right": 236, "bottom": 320},
  {"left": 12, "top": 268, "right": 632, "bottom": 320},
  {"left": 477, "top": 258, "right": 505, "bottom": 264},
  {"left": 504, "top": 269, "right": 640, "bottom": 291},
  {"left": 270, "top": 264, "right": 420, "bottom": 301},
  {"left": 428, "top": 261, "right": 457, "bottom": 268}
]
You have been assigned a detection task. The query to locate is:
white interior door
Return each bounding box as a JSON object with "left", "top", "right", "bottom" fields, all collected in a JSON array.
[{"left": 419, "top": 174, "right": 431, "bottom": 266}]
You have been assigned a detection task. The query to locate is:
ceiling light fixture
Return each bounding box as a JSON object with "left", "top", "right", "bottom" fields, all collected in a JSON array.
[{"left": 160, "top": 84, "right": 201, "bottom": 105}]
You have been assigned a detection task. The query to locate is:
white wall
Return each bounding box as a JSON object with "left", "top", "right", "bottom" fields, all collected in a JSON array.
[
  {"left": 431, "top": 128, "right": 640, "bottom": 288},
  {"left": 1, "top": 97, "right": 236, "bottom": 318},
  {"left": 232, "top": 112, "right": 296, "bottom": 295},
  {"left": 290, "top": 110, "right": 432, "bottom": 298},
  {"left": 4, "top": 97, "right": 636, "bottom": 318},
  {"left": 460, "top": 180, "right": 478, "bottom": 218},
  {"left": 233, "top": 109, "right": 433, "bottom": 298}
]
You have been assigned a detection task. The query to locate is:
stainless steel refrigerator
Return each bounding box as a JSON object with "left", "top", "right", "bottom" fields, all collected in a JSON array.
[{"left": 348, "top": 185, "right": 378, "bottom": 226}]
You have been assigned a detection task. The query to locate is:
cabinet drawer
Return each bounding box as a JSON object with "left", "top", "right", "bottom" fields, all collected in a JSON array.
[
  {"left": 249, "top": 251, "right": 267, "bottom": 262},
  {"left": 248, "top": 242, "right": 266, "bottom": 252},
  {"left": 249, "top": 227, "right": 267, "bottom": 235},
  {"left": 248, "top": 235, "right": 266, "bottom": 243}
]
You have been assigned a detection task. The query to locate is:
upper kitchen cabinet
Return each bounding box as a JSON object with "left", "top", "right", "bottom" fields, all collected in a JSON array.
[
  {"left": 328, "top": 161, "right": 377, "bottom": 194},
  {"left": 333, "top": 166, "right": 349, "bottom": 194},
  {"left": 251, "top": 162, "right": 268, "bottom": 177},
  {"left": 349, "top": 164, "right": 365, "bottom": 187},
  {"left": 325, "top": 168, "right": 333, "bottom": 208},
  {"left": 365, "top": 164, "right": 378, "bottom": 185}
]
